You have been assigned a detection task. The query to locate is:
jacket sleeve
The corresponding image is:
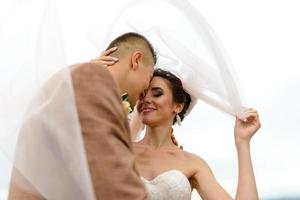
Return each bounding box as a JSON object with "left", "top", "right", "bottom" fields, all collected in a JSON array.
[{"left": 71, "top": 63, "right": 147, "bottom": 200}]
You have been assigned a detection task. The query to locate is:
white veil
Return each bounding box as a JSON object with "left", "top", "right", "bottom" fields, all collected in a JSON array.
[
  {"left": 1, "top": 0, "right": 246, "bottom": 198},
  {"left": 91, "top": 0, "right": 248, "bottom": 119},
  {"left": 0, "top": 0, "right": 95, "bottom": 199}
]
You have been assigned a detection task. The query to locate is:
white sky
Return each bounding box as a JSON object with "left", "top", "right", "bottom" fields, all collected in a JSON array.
[{"left": 1, "top": 0, "right": 300, "bottom": 199}]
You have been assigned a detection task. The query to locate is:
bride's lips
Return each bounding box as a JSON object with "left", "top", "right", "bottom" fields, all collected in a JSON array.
[{"left": 142, "top": 107, "right": 157, "bottom": 114}]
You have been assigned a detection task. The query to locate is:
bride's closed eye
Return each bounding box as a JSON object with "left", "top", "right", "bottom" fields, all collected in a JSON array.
[{"left": 152, "top": 89, "right": 163, "bottom": 97}]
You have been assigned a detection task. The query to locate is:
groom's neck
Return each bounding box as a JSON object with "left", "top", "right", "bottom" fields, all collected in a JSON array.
[{"left": 107, "top": 65, "right": 127, "bottom": 96}]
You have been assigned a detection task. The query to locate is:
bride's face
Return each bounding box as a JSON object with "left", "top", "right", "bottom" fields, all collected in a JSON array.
[{"left": 139, "top": 77, "right": 180, "bottom": 126}]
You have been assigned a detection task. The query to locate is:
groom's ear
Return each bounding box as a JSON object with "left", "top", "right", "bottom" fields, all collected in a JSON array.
[{"left": 131, "top": 51, "right": 143, "bottom": 70}]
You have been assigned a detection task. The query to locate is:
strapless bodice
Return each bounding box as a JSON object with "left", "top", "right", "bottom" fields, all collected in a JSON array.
[{"left": 141, "top": 170, "right": 192, "bottom": 200}]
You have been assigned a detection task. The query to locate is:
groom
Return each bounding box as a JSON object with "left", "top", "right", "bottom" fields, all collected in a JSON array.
[
  {"left": 71, "top": 32, "right": 156, "bottom": 199},
  {"left": 9, "top": 32, "right": 156, "bottom": 199}
]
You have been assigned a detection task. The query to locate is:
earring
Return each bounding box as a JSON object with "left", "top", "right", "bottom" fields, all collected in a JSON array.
[{"left": 176, "top": 114, "right": 182, "bottom": 126}]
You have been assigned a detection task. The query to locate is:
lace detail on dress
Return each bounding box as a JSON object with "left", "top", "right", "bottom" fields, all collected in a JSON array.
[{"left": 141, "top": 170, "right": 192, "bottom": 200}]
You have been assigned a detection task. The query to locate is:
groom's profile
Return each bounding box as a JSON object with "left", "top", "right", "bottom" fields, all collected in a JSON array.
[{"left": 9, "top": 32, "right": 156, "bottom": 200}]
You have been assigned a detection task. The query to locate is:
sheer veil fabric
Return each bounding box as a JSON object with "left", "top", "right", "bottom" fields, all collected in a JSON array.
[
  {"left": 93, "top": 0, "right": 248, "bottom": 119},
  {"left": 0, "top": 0, "right": 95, "bottom": 199},
  {"left": 0, "top": 0, "right": 246, "bottom": 198}
]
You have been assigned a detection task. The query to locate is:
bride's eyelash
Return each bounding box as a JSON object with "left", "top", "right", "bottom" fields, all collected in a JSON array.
[{"left": 153, "top": 91, "right": 163, "bottom": 97}]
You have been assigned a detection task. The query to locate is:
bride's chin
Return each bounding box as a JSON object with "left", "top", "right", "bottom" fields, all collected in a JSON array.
[
  {"left": 141, "top": 119, "right": 151, "bottom": 125},
  {"left": 142, "top": 118, "right": 158, "bottom": 126}
]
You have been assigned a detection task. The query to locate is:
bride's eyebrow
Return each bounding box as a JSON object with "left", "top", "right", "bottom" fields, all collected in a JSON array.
[
  {"left": 151, "top": 87, "right": 164, "bottom": 94},
  {"left": 151, "top": 87, "right": 163, "bottom": 92}
]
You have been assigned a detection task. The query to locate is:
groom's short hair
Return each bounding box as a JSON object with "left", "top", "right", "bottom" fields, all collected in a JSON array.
[{"left": 106, "top": 32, "right": 157, "bottom": 65}]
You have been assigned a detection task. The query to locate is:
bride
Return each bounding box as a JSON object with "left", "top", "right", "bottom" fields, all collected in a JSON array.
[{"left": 93, "top": 49, "right": 261, "bottom": 200}]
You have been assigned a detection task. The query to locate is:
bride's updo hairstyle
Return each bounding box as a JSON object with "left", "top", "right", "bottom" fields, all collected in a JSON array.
[{"left": 153, "top": 68, "right": 191, "bottom": 124}]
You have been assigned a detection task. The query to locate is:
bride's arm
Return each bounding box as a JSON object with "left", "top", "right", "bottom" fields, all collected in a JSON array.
[
  {"left": 190, "top": 157, "right": 232, "bottom": 199},
  {"left": 191, "top": 108, "right": 260, "bottom": 200},
  {"left": 233, "top": 108, "right": 260, "bottom": 200}
]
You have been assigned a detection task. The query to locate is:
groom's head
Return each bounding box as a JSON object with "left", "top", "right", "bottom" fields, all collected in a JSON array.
[{"left": 106, "top": 32, "right": 156, "bottom": 106}]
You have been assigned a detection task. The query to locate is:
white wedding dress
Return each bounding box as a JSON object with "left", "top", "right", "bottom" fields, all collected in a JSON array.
[{"left": 141, "top": 170, "right": 192, "bottom": 200}]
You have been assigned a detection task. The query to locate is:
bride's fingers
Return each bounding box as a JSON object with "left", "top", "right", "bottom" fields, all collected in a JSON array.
[
  {"left": 246, "top": 111, "right": 258, "bottom": 117},
  {"left": 237, "top": 109, "right": 259, "bottom": 122},
  {"left": 101, "top": 47, "right": 118, "bottom": 56},
  {"left": 247, "top": 111, "right": 259, "bottom": 116},
  {"left": 92, "top": 47, "right": 118, "bottom": 64},
  {"left": 100, "top": 56, "right": 119, "bottom": 61},
  {"left": 92, "top": 60, "right": 116, "bottom": 66},
  {"left": 245, "top": 108, "right": 259, "bottom": 115},
  {"left": 91, "top": 56, "right": 118, "bottom": 62},
  {"left": 237, "top": 112, "right": 259, "bottom": 123},
  {"left": 247, "top": 110, "right": 259, "bottom": 117},
  {"left": 244, "top": 113, "right": 261, "bottom": 124}
]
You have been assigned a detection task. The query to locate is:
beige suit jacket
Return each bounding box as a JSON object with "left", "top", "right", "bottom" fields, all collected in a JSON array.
[{"left": 8, "top": 63, "right": 146, "bottom": 200}]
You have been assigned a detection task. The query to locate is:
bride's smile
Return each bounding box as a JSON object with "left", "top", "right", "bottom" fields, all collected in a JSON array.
[{"left": 141, "top": 106, "right": 157, "bottom": 114}]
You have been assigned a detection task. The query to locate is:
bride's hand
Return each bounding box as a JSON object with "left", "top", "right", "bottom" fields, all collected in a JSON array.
[
  {"left": 234, "top": 108, "right": 261, "bottom": 146},
  {"left": 91, "top": 47, "right": 119, "bottom": 66}
]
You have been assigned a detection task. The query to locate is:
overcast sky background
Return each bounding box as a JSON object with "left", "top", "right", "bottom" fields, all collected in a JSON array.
[{"left": 1, "top": 0, "right": 300, "bottom": 199}]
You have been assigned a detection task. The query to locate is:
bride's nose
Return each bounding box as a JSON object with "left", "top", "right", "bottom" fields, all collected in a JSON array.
[{"left": 142, "top": 92, "right": 152, "bottom": 104}]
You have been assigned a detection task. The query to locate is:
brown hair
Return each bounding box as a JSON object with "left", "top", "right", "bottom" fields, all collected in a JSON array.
[
  {"left": 153, "top": 68, "right": 191, "bottom": 124},
  {"left": 106, "top": 32, "right": 157, "bottom": 65}
]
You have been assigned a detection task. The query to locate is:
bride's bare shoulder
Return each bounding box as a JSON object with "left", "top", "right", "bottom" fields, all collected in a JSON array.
[{"left": 181, "top": 150, "right": 207, "bottom": 166}]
